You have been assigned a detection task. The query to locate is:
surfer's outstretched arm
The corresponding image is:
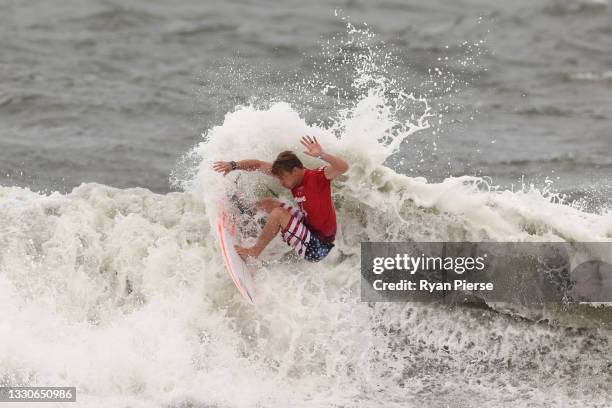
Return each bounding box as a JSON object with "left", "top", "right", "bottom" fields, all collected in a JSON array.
[
  {"left": 213, "top": 160, "right": 272, "bottom": 175},
  {"left": 300, "top": 135, "right": 348, "bottom": 180}
]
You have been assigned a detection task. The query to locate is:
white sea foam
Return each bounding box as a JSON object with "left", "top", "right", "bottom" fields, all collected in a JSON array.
[{"left": 1, "top": 96, "right": 611, "bottom": 406}]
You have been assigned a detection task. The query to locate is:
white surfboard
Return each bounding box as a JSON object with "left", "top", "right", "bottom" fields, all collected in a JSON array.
[{"left": 216, "top": 207, "right": 256, "bottom": 305}]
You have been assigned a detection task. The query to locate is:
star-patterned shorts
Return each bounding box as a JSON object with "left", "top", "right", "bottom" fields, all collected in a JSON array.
[{"left": 303, "top": 233, "right": 335, "bottom": 263}]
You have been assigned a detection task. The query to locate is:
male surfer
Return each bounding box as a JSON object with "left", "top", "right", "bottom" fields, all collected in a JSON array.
[{"left": 213, "top": 135, "right": 348, "bottom": 262}]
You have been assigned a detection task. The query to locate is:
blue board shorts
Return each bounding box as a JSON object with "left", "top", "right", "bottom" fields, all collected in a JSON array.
[{"left": 303, "top": 233, "right": 335, "bottom": 263}]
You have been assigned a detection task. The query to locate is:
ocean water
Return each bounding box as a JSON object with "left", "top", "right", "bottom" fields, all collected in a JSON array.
[{"left": 1, "top": 0, "right": 611, "bottom": 407}]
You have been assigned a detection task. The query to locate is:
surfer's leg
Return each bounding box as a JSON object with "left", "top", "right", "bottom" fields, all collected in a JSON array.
[
  {"left": 236, "top": 207, "right": 291, "bottom": 259},
  {"left": 256, "top": 197, "right": 282, "bottom": 214},
  {"left": 252, "top": 207, "right": 291, "bottom": 252}
]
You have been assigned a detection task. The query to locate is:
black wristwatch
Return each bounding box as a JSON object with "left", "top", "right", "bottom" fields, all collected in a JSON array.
[{"left": 230, "top": 161, "right": 238, "bottom": 171}]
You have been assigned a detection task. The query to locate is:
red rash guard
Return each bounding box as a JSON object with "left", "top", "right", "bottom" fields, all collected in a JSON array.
[{"left": 290, "top": 166, "right": 337, "bottom": 243}]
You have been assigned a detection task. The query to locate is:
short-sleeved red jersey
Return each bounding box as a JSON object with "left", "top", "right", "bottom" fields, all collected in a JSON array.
[{"left": 290, "top": 166, "right": 336, "bottom": 243}]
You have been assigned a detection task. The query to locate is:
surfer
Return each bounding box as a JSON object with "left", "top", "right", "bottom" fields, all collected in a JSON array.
[{"left": 213, "top": 135, "right": 348, "bottom": 262}]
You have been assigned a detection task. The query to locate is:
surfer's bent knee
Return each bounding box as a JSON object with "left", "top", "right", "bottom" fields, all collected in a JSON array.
[
  {"left": 269, "top": 207, "right": 290, "bottom": 227},
  {"left": 257, "top": 198, "right": 282, "bottom": 213},
  {"left": 270, "top": 206, "right": 289, "bottom": 218}
]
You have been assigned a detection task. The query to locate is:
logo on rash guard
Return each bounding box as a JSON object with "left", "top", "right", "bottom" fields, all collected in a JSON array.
[{"left": 295, "top": 196, "right": 307, "bottom": 216}]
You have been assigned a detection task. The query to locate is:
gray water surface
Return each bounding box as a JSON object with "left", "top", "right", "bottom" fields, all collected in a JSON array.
[{"left": 0, "top": 0, "right": 610, "bottom": 210}]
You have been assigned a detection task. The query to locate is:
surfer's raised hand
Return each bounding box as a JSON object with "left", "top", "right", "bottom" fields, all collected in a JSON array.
[
  {"left": 213, "top": 161, "right": 232, "bottom": 175},
  {"left": 300, "top": 135, "right": 323, "bottom": 158},
  {"left": 300, "top": 136, "right": 349, "bottom": 179}
]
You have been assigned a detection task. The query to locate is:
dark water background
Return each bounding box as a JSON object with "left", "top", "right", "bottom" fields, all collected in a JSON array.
[{"left": 1, "top": 0, "right": 610, "bottom": 210}]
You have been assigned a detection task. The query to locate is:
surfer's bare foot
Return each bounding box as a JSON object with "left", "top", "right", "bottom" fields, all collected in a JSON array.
[{"left": 235, "top": 245, "right": 260, "bottom": 261}]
